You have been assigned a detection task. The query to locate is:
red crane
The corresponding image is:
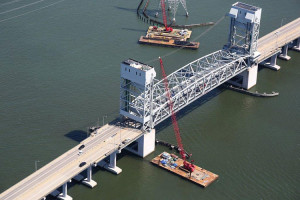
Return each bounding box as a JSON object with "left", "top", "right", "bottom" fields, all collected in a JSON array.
[
  {"left": 159, "top": 57, "right": 195, "bottom": 173},
  {"left": 160, "top": 0, "right": 173, "bottom": 32}
]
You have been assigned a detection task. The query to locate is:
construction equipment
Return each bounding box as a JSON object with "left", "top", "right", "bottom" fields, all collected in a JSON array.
[
  {"left": 138, "top": 1, "right": 199, "bottom": 49},
  {"left": 159, "top": 57, "right": 195, "bottom": 173},
  {"left": 155, "top": 0, "right": 189, "bottom": 22},
  {"left": 160, "top": 0, "right": 173, "bottom": 32}
]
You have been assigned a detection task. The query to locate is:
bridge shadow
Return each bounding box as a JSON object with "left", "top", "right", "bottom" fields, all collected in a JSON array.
[
  {"left": 258, "top": 64, "right": 267, "bottom": 72},
  {"left": 56, "top": 88, "right": 227, "bottom": 197},
  {"left": 155, "top": 87, "right": 226, "bottom": 134},
  {"left": 64, "top": 130, "right": 88, "bottom": 143},
  {"left": 64, "top": 88, "right": 227, "bottom": 142}
]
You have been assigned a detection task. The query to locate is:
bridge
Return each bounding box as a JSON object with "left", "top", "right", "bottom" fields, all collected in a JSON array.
[
  {"left": 0, "top": 2, "right": 299, "bottom": 200},
  {"left": 0, "top": 121, "right": 149, "bottom": 200},
  {"left": 257, "top": 17, "right": 300, "bottom": 70}
]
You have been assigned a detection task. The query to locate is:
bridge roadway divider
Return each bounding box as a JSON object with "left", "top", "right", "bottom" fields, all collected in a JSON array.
[{"left": 0, "top": 122, "right": 147, "bottom": 200}]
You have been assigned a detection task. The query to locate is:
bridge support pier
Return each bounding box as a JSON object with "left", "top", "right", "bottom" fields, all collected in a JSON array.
[
  {"left": 241, "top": 64, "right": 258, "bottom": 89},
  {"left": 125, "top": 129, "right": 155, "bottom": 158},
  {"left": 262, "top": 54, "right": 281, "bottom": 71},
  {"left": 82, "top": 165, "right": 97, "bottom": 188},
  {"left": 102, "top": 151, "right": 122, "bottom": 174},
  {"left": 279, "top": 44, "right": 291, "bottom": 60},
  {"left": 58, "top": 182, "right": 72, "bottom": 200},
  {"left": 229, "top": 64, "right": 258, "bottom": 90},
  {"left": 293, "top": 38, "right": 300, "bottom": 52}
]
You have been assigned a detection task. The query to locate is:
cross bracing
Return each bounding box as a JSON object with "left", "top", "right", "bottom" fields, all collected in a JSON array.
[
  {"left": 120, "top": 80, "right": 153, "bottom": 122},
  {"left": 120, "top": 2, "right": 262, "bottom": 130},
  {"left": 127, "top": 50, "right": 250, "bottom": 129}
]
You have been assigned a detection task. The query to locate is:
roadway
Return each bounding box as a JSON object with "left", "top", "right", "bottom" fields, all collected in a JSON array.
[
  {"left": 1, "top": 16, "right": 299, "bottom": 200},
  {"left": 257, "top": 17, "right": 300, "bottom": 62},
  {"left": 0, "top": 122, "right": 143, "bottom": 200}
]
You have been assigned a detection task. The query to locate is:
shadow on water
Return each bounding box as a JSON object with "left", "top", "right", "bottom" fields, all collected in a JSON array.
[
  {"left": 155, "top": 87, "right": 226, "bottom": 134},
  {"left": 258, "top": 64, "right": 266, "bottom": 72},
  {"left": 121, "top": 27, "right": 146, "bottom": 33},
  {"left": 65, "top": 130, "right": 88, "bottom": 143},
  {"left": 54, "top": 88, "right": 227, "bottom": 197},
  {"left": 64, "top": 87, "right": 227, "bottom": 143},
  {"left": 114, "top": 6, "right": 137, "bottom": 13}
]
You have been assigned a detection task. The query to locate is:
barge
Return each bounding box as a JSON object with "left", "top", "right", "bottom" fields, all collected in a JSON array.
[
  {"left": 139, "top": 26, "right": 200, "bottom": 49},
  {"left": 151, "top": 152, "right": 218, "bottom": 187}
]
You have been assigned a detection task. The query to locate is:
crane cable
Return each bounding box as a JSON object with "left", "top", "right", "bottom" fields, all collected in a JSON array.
[
  {"left": 159, "top": 57, "right": 186, "bottom": 160},
  {"left": 145, "top": 15, "right": 226, "bottom": 64}
]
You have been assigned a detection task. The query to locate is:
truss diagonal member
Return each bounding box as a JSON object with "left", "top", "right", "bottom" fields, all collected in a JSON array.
[{"left": 150, "top": 50, "right": 249, "bottom": 126}]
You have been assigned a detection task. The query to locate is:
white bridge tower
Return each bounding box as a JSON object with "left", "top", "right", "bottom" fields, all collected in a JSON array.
[
  {"left": 121, "top": 2, "right": 263, "bottom": 130},
  {"left": 224, "top": 2, "right": 262, "bottom": 60},
  {"left": 119, "top": 59, "right": 156, "bottom": 130}
]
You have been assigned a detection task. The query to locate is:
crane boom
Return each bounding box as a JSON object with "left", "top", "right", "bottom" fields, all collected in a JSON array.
[
  {"left": 159, "top": 57, "right": 186, "bottom": 160},
  {"left": 159, "top": 57, "right": 195, "bottom": 173},
  {"left": 160, "top": 0, "right": 168, "bottom": 28},
  {"left": 160, "top": 0, "right": 173, "bottom": 32}
]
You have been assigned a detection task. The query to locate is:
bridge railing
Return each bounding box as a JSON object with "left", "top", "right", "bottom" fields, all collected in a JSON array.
[{"left": 257, "top": 19, "right": 300, "bottom": 62}]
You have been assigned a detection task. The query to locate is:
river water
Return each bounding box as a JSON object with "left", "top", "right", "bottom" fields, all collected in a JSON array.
[{"left": 0, "top": 0, "right": 299, "bottom": 199}]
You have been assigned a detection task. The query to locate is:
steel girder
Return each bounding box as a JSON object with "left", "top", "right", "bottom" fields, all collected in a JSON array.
[{"left": 143, "top": 50, "right": 250, "bottom": 128}]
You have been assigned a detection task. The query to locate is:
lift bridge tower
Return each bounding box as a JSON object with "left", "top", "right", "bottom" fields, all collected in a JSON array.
[
  {"left": 120, "top": 59, "right": 156, "bottom": 130},
  {"left": 120, "top": 2, "right": 262, "bottom": 130},
  {"left": 224, "top": 2, "right": 262, "bottom": 89},
  {"left": 224, "top": 2, "right": 262, "bottom": 60}
]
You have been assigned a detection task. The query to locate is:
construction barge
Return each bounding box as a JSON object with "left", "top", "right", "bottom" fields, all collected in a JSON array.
[
  {"left": 151, "top": 152, "right": 218, "bottom": 187},
  {"left": 139, "top": 26, "right": 199, "bottom": 49}
]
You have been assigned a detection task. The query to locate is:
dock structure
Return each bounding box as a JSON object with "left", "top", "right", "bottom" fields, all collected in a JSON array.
[
  {"left": 151, "top": 152, "right": 218, "bottom": 187},
  {"left": 1, "top": 2, "right": 300, "bottom": 200}
]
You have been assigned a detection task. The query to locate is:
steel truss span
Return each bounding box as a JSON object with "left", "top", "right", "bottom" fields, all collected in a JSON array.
[
  {"left": 144, "top": 50, "right": 250, "bottom": 128},
  {"left": 120, "top": 2, "right": 262, "bottom": 130}
]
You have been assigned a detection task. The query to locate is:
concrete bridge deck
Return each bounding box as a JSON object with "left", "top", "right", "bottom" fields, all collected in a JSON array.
[
  {"left": 257, "top": 17, "right": 300, "bottom": 63},
  {"left": 0, "top": 122, "right": 143, "bottom": 200}
]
